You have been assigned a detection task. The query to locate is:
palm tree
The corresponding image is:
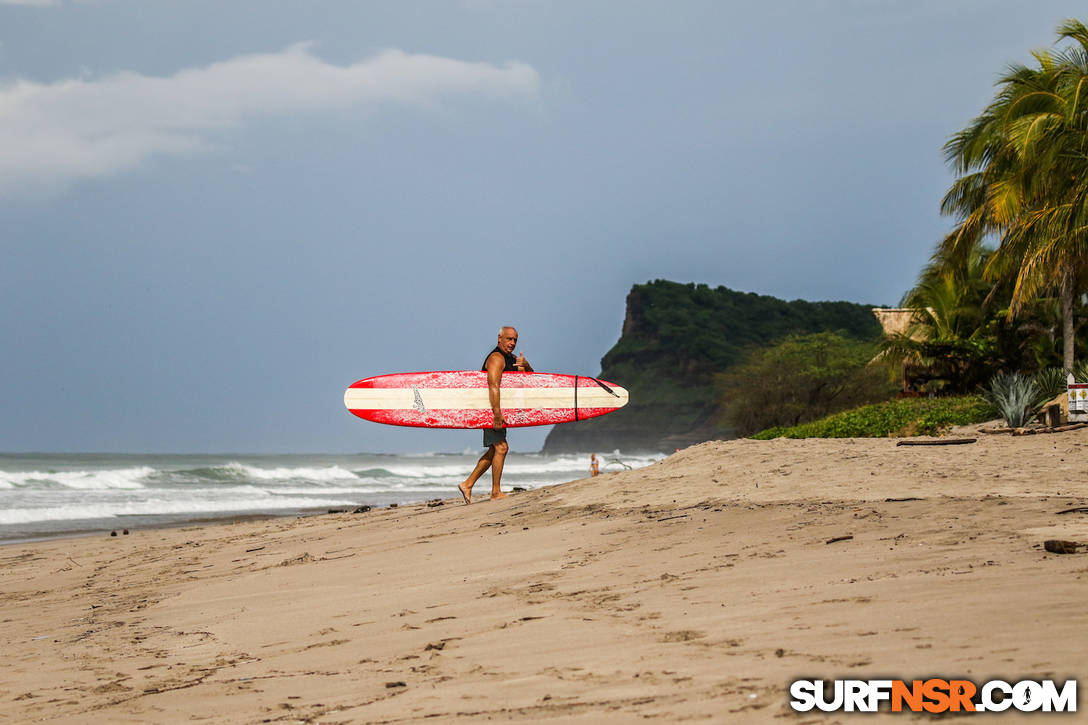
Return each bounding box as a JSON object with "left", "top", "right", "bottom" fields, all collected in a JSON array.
[
  {"left": 939, "top": 19, "right": 1088, "bottom": 372},
  {"left": 880, "top": 246, "right": 997, "bottom": 393},
  {"left": 881, "top": 243, "right": 1069, "bottom": 391}
]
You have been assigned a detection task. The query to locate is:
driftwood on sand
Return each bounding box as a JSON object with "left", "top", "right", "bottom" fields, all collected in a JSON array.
[
  {"left": 896, "top": 438, "right": 977, "bottom": 446},
  {"left": 1044, "top": 540, "right": 1081, "bottom": 554}
]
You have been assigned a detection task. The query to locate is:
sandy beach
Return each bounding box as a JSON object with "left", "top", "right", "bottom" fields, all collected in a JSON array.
[{"left": 3, "top": 432, "right": 1087, "bottom": 723}]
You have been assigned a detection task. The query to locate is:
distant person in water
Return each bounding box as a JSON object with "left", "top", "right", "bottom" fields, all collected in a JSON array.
[
  {"left": 459, "top": 326, "right": 533, "bottom": 504},
  {"left": 590, "top": 453, "right": 600, "bottom": 477}
]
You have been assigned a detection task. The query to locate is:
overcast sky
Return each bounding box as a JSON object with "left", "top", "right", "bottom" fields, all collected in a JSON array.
[{"left": 2, "top": 0, "right": 1084, "bottom": 453}]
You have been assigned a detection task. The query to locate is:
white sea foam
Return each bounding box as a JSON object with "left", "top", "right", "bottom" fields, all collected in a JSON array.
[
  {"left": 218, "top": 463, "right": 360, "bottom": 482},
  {"left": 376, "top": 462, "right": 480, "bottom": 478},
  {"left": 0, "top": 451, "right": 657, "bottom": 534},
  {"left": 272, "top": 487, "right": 383, "bottom": 496},
  {"left": 0, "top": 495, "right": 361, "bottom": 525},
  {"left": 271, "top": 483, "right": 472, "bottom": 495},
  {"left": 0, "top": 467, "right": 153, "bottom": 490},
  {"left": 379, "top": 454, "right": 646, "bottom": 479}
]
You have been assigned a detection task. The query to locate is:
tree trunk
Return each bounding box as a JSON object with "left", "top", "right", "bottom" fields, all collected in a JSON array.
[{"left": 1061, "top": 264, "right": 1076, "bottom": 372}]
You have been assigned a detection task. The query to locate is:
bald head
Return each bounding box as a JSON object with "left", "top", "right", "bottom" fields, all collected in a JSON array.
[{"left": 497, "top": 327, "right": 518, "bottom": 355}]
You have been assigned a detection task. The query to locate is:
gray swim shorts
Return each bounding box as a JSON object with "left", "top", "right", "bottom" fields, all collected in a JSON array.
[{"left": 483, "top": 427, "right": 508, "bottom": 447}]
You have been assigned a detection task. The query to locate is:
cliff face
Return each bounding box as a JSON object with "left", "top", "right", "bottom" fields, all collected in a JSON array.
[{"left": 542, "top": 280, "right": 881, "bottom": 452}]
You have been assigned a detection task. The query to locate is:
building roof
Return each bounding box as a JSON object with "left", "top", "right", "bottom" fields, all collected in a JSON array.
[{"left": 872, "top": 307, "right": 930, "bottom": 340}]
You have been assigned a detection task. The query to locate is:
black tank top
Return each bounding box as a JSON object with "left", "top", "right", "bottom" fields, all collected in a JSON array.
[{"left": 482, "top": 346, "right": 518, "bottom": 372}]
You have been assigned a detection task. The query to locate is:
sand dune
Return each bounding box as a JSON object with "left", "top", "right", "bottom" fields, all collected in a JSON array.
[{"left": 2, "top": 432, "right": 1087, "bottom": 722}]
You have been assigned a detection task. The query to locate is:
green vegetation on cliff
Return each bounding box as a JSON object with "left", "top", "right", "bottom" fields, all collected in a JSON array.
[
  {"left": 716, "top": 332, "right": 896, "bottom": 437},
  {"left": 542, "top": 280, "right": 881, "bottom": 452}
]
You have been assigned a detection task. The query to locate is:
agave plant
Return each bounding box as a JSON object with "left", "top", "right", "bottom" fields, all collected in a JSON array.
[
  {"left": 984, "top": 371, "right": 1050, "bottom": 428},
  {"left": 1033, "top": 367, "right": 1069, "bottom": 401}
]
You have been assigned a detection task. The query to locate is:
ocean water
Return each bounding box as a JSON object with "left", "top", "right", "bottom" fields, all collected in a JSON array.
[{"left": 0, "top": 451, "right": 659, "bottom": 542}]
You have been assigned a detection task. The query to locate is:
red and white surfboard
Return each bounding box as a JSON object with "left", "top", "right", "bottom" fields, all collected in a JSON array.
[{"left": 343, "top": 371, "right": 629, "bottom": 429}]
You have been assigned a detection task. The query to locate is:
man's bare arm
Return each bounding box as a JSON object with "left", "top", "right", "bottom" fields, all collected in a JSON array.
[{"left": 485, "top": 352, "right": 506, "bottom": 429}]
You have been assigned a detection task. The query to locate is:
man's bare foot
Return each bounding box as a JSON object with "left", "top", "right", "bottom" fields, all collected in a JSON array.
[
  {"left": 490, "top": 491, "right": 509, "bottom": 501},
  {"left": 458, "top": 481, "right": 473, "bottom": 505}
]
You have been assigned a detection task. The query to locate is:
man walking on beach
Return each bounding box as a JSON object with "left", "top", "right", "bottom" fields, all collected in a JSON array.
[{"left": 458, "top": 326, "right": 532, "bottom": 504}]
